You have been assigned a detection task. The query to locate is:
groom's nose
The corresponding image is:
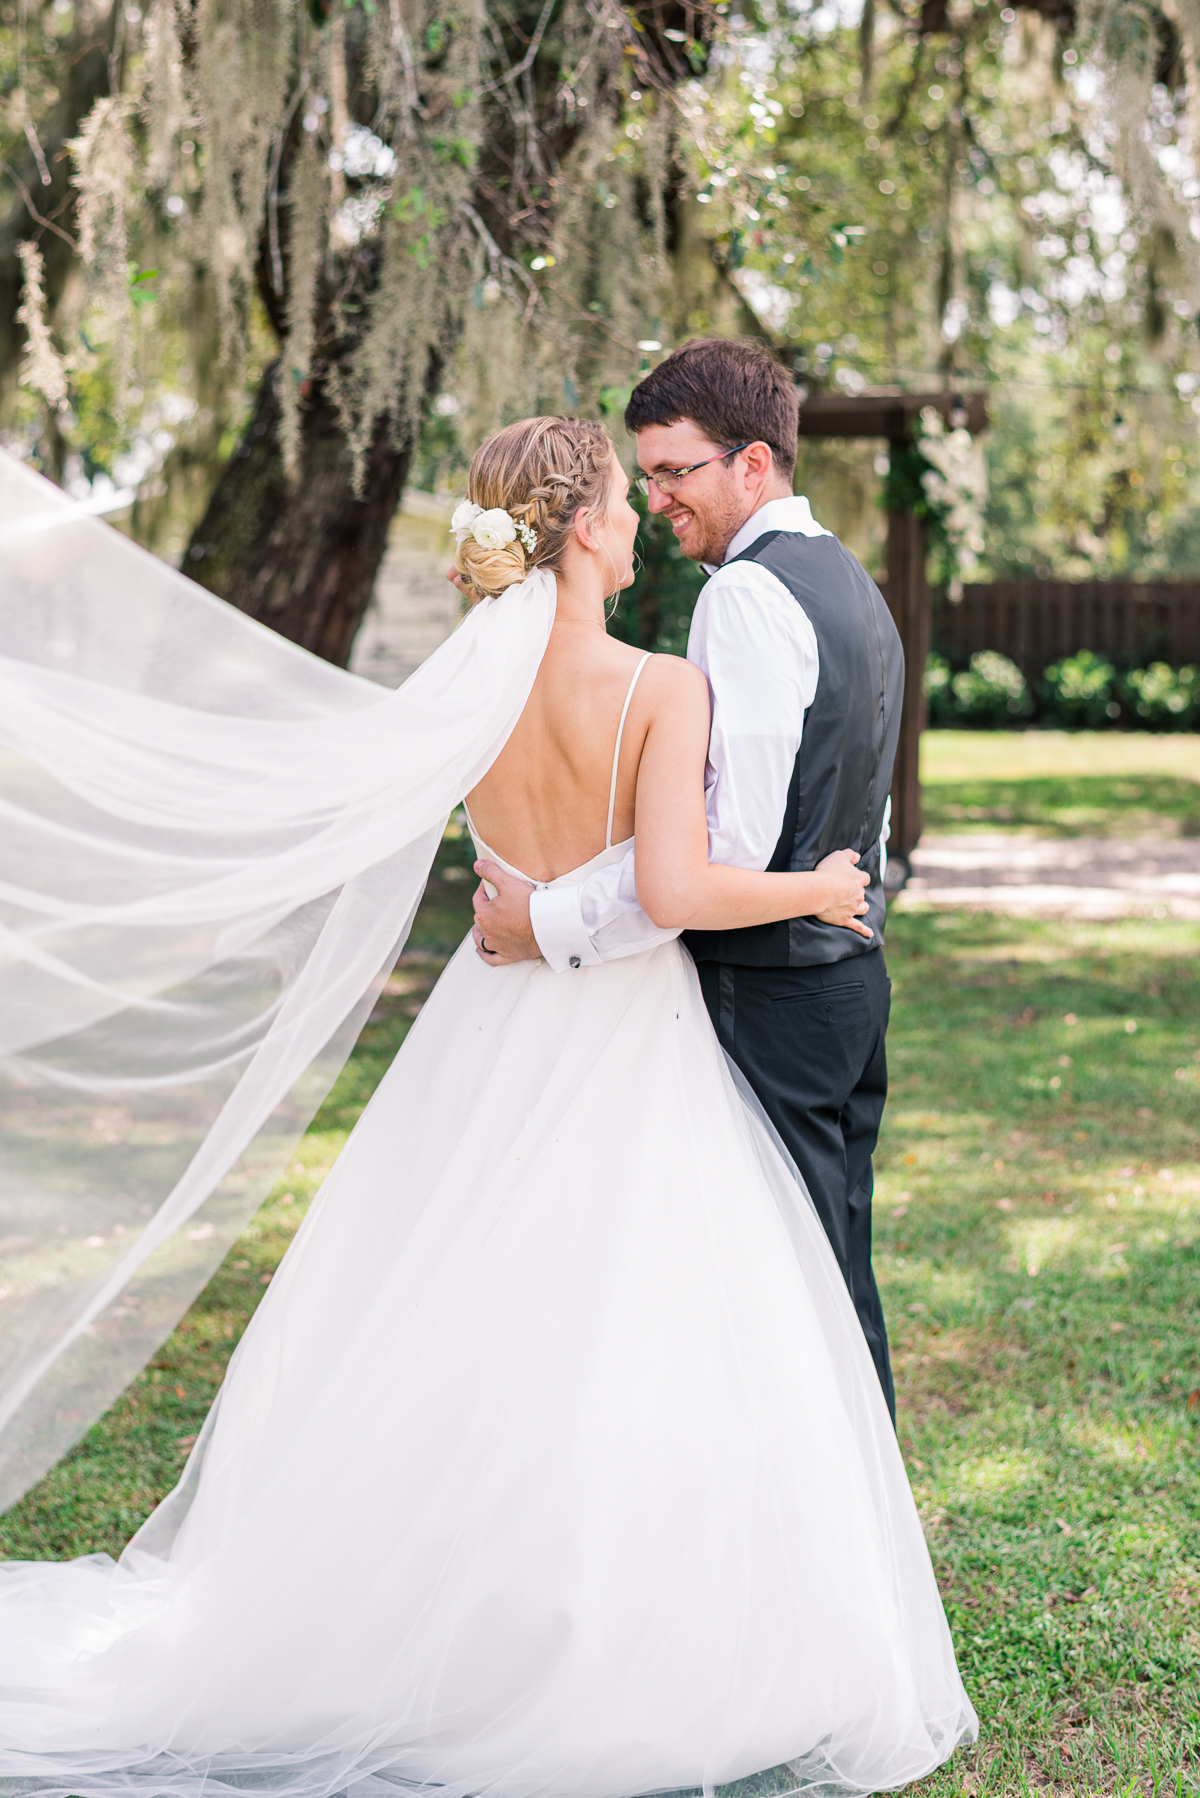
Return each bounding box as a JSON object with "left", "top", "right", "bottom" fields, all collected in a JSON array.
[{"left": 644, "top": 480, "right": 671, "bottom": 514}]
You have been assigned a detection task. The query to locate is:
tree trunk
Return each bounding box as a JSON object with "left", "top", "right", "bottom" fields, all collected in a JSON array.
[
  {"left": 882, "top": 506, "right": 929, "bottom": 864},
  {"left": 185, "top": 364, "right": 433, "bottom": 668},
  {"left": 182, "top": 2, "right": 708, "bottom": 666}
]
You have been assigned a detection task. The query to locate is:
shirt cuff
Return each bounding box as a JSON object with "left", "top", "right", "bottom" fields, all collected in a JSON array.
[{"left": 528, "top": 884, "right": 603, "bottom": 972}]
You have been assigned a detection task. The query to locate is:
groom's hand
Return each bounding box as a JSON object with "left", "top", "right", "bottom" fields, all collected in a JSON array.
[{"left": 472, "top": 861, "right": 540, "bottom": 965}]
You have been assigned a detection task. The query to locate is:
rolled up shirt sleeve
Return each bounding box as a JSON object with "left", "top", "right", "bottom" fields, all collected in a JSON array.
[{"left": 529, "top": 850, "right": 681, "bottom": 970}]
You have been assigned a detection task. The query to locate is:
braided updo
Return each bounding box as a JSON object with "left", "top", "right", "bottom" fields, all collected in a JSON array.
[{"left": 455, "top": 417, "right": 617, "bottom": 600}]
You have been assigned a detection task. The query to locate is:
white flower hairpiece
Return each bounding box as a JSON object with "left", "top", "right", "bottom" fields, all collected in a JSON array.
[{"left": 450, "top": 500, "right": 537, "bottom": 557}]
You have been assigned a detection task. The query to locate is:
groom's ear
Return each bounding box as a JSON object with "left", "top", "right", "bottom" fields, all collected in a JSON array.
[{"left": 739, "top": 442, "right": 775, "bottom": 490}]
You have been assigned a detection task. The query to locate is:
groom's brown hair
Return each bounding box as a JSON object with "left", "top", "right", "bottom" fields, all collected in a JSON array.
[{"left": 624, "top": 338, "right": 800, "bottom": 479}]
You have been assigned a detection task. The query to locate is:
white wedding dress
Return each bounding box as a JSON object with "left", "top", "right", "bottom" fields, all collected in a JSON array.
[{"left": 0, "top": 648, "right": 977, "bottom": 1798}]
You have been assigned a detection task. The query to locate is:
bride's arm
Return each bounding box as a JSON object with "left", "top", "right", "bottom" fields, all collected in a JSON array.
[{"left": 633, "top": 659, "right": 872, "bottom": 938}]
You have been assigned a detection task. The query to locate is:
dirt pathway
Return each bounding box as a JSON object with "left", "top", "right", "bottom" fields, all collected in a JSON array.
[{"left": 897, "top": 832, "right": 1200, "bottom": 919}]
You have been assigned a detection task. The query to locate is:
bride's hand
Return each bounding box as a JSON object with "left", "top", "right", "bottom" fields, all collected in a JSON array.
[{"left": 814, "top": 849, "right": 873, "bottom": 939}]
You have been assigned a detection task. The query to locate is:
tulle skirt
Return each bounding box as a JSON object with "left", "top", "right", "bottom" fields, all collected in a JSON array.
[{"left": 0, "top": 936, "right": 976, "bottom": 1797}]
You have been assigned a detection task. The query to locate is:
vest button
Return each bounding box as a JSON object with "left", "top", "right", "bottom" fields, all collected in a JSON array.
[{"left": 569, "top": 955, "right": 581, "bottom": 969}]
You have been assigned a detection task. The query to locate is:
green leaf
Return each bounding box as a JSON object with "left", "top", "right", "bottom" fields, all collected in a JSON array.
[
  {"left": 391, "top": 186, "right": 426, "bottom": 222},
  {"left": 407, "top": 229, "right": 443, "bottom": 268},
  {"left": 128, "top": 269, "right": 160, "bottom": 311},
  {"left": 598, "top": 383, "right": 633, "bottom": 418},
  {"left": 431, "top": 133, "right": 477, "bottom": 170}
]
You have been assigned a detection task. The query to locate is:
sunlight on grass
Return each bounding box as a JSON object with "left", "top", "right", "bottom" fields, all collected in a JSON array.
[
  {"left": 957, "top": 1453, "right": 1044, "bottom": 1497},
  {"left": 921, "top": 730, "right": 1200, "bottom": 785},
  {"left": 918, "top": 729, "right": 1200, "bottom": 841},
  {"left": 878, "top": 898, "right": 1200, "bottom": 1795},
  {"left": 1009, "top": 1215, "right": 1087, "bottom": 1276}
]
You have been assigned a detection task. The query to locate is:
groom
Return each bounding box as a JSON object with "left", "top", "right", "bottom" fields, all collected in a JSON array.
[{"left": 471, "top": 338, "right": 904, "bottom": 1420}]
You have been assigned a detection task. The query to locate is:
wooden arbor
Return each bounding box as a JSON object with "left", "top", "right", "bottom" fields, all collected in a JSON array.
[{"left": 796, "top": 388, "right": 988, "bottom": 873}]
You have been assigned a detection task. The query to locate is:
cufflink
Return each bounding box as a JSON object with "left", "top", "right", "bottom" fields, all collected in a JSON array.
[{"left": 569, "top": 955, "right": 581, "bottom": 969}]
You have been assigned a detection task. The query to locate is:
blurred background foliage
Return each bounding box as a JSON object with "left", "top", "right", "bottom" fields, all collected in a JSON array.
[
  {"left": 6, "top": 0, "right": 1200, "bottom": 643},
  {"left": 599, "top": 0, "right": 1200, "bottom": 651},
  {"left": 694, "top": 0, "right": 1200, "bottom": 588},
  {"left": 926, "top": 646, "right": 1200, "bottom": 731}
]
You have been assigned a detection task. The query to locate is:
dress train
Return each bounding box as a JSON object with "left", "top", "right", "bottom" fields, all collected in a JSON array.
[{"left": 0, "top": 854, "right": 976, "bottom": 1796}]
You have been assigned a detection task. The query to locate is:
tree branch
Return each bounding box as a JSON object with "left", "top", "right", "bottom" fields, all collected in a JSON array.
[{"left": 0, "top": 162, "right": 79, "bottom": 249}]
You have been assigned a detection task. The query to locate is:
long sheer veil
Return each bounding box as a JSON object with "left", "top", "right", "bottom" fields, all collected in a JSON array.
[{"left": 0, "top": 449, "right": 556, "bottom": 1511}]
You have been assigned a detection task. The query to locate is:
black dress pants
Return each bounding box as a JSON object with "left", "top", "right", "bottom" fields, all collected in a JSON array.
[{"left": 695, "top": 948, "right": 896, "bottom": 1422}]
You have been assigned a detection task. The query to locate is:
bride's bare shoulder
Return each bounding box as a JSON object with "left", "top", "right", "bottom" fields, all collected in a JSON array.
[{"left": 639, "top": 652, "right": 709, "bottom": 713}]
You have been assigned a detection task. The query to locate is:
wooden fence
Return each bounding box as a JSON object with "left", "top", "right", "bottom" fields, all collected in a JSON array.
[{"left": 931, "top": 579, "right": 1200, "bottom": 676}]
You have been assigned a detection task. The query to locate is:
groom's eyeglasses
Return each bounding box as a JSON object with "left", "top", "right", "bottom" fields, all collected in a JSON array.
[{"left": 632, "top": 443, "right": 752, "bottom": 498}]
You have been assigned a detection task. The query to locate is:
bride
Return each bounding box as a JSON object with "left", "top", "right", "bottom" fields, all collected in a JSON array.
[{"left": 0, "top": 417, "right": 976, "bottom": 1796}]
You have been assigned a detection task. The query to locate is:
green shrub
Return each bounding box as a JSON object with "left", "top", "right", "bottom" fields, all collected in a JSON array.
[
  {"left": 927, "top": 647, "right": 1200, "bottom": 730},
  {"left": 928, "top": 650, "right": 1031, "bottom": 727},
  {"left": 1120, "top": 661, "right": 1199, "bottom": 730},
  {"left": 1041, "top": 650, "right": 1119, "bottom": 729}
]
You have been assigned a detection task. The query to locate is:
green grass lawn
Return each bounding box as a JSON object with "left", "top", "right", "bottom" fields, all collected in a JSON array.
[
  {"left": 886, "top": 907, "right": 1199, "bottom": 1796},
  {"left": 923, "top": 730, "right": 1200, "bottom": 837},
  {"left": 3, "top": 750, "right": 1199, "bottom": 1796}
]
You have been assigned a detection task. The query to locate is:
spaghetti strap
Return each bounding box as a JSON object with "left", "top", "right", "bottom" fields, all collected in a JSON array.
[{"left": 606, "top": 653, "right": 652, "bottom": 850}]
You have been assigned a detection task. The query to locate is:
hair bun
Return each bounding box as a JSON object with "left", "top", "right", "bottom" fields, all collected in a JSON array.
[
  {"left": 455, "top": 416, "right": 616, "bottom": 600},
  {"left": 457, "top": 536, "right": 528, "bottom": 599}
]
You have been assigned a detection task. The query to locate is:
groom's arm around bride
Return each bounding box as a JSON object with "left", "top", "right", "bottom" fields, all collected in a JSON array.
[{"left": 471, "top": 338, "right": 904, "bottom": 1419}]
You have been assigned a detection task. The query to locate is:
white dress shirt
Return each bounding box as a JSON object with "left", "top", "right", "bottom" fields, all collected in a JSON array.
[{"left": 529, "top": 495, "right": 837, "bottom": 971}]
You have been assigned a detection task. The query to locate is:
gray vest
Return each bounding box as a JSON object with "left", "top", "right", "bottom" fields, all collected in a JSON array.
[{"left": 683, "top": 529, "right": 904, "bottom": 969}]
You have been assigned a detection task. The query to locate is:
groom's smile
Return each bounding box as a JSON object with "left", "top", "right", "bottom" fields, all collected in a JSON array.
[{"left": 634, "top": 419, "right": 767, "bottom": 567}]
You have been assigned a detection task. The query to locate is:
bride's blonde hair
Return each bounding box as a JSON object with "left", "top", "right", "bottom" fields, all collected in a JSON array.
[{"left": 455, "top": 417, "right": 616, "bottom": 599}]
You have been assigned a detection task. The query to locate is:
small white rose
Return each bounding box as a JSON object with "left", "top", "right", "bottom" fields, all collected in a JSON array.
[
  {"left": 450, "top": 500, "right": 483, "bottom": 540},
  {"left": 472, "top": 508, "right": 518, "bottom": 551}
]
